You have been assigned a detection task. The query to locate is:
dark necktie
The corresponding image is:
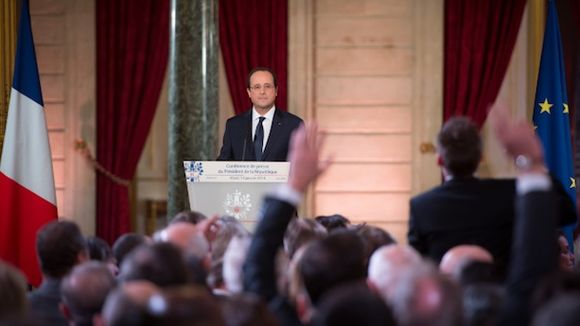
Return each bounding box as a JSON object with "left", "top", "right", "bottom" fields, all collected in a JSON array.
[{"left": 254, "top": 117, "right": 266, "bottom": 161}]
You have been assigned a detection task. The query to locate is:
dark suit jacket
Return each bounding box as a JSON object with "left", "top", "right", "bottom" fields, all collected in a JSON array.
[
  {"left": 243, "top": 196, "right": 303, "bottom": 326},
  {"left": 408, "top": 178, "right": 516, "bottom": 267},
  {"left": 28, "top": 277, "right": 67, "bottom": 326},
  {"left": 217, "top": 109, "right": 303, "bottom": 161},
  {"left": 499, "top": 190, "right": 559, "bottom": 326},
  {"left": 408, "top": 176, "right": 575, "bottom": 277}
]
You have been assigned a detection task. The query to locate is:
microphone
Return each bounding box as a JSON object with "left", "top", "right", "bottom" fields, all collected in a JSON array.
[
  {"left": 242, "top": 127, "right": 251, "bottom": 161},
  {"left": 241, "top": 137, "right": 247, "bottom": 161}
]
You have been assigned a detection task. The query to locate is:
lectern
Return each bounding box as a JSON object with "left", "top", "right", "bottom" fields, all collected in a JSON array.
[{"left": 183, "top": 161, "right": 290, "bottom": 230}]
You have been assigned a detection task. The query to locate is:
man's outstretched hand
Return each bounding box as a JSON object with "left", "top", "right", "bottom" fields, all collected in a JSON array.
[{"left": 287, "top": 122, "right": 332, "bottom": 193}]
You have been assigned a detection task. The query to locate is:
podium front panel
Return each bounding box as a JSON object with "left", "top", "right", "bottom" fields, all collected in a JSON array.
[{"left": 184, "top": 161, "right": 289, "bottom": 230}]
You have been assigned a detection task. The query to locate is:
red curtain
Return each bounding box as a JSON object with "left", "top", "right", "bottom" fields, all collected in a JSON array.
[
  {"left": 444, "top": 0, "right": 526, "bottom": 128},
  {"left": 558, "top": 0, "right": 580, "bottom": 127},
  {"left": 96, "top": 0, "right": 169, "bottom": 243},
  {"left": 219, "top": 0, "right": 288, "bottom": 115}
]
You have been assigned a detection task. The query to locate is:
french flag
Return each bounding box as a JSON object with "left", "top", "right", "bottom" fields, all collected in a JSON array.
[{"left": 0, "top": 0, "right": 58, "bottom": 286}]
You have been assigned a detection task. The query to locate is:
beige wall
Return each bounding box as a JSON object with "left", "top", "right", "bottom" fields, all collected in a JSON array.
[
  {"left": 32, "top": 0, "right": 96, "bottom": 235},
  {"left": 288, "top": 0, "right": 443, "bottom": 242}
]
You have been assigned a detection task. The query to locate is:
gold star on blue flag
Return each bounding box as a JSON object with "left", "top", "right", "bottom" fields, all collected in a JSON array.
[{"left": 532, "top": 0, "right": 577, "bottom": 247}]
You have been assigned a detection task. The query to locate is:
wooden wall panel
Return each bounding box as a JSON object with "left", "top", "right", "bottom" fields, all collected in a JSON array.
[
  {"left": 45, "top": 103, "right": 65, "bottom": 129},
  {"left": 304, "top": 0, "right": 435, "bottom": 240},
  {"left": 52, "top": 159, "right": 64, "bottom": 188},
  {"left": 40, "top": 75, "right": 64, "bottom": 102},
  {"left": 30, "top": 0, "right": 65, "bottom": 14},
  {"left": 316, "top": 76, "right": 412, "bottom": 105},
  {"left": 317, "top": 48, "right": 413, "bottom": 76},
  {"left": 48, "top": 131, "right": 64, "bottom": 158},
  {"left": 316, "top": 17, "right": 412, "bottom": 47},
  {"left": 317, "top": 106, "right": 412, "bottom": 133},
  {"left": 30, "top": 16, "right": 64, "bottom": 45},
  {"left": 315, "top": 163, "right": 411, "bottom": 192},
  {"left": 55, "top": 189, "right": 65, "bottom": 218},
  {"left": 316, "top": 0, "right": 411, "bottom": 17},
  {"left": 323, "top": 134, "right": 411, "bottom": 162},
  {"left": 36, "top": 46, "right": 65, "bottom": 73}
]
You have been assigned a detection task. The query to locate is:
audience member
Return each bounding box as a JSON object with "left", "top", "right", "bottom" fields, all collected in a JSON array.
[
  {"left": 402, "top": 270, "right": 463, "bottom": 326},
  {"left": 169, "top": 210, "right": 207, "bottom": 225},
  {"left": 314, "top": 214, "right": 350, "bottom": 233},
  {"left": 439, "top": 245, "right": 494, "bottom": 280},
  {"left": 208, "top": 216, "right": 250, "bottom": 292},
  {"left": 530, "top": 272, "right": 580, "bottom": 313},
  {"left": 298, "top": 231, "right": 366, "bottom": 306},
  {"left": 458, "top": 261, "right": 500, "bottom": 287},
  {"left": 407, "top": 117, "right": 515, "bottom": 276},
  {"left": 491, "top": 104, "right": 562, "bottom": 325},
  {"left": 184, "top": 255, "right": 210, "bottom": 290},
  {"left": 356, "top": 225, "right": 396, "bottom": 266},
  {"left": 111, "top": 233, "right": 149, "bottom": 268},
  {"left": 243, "top": 123, "right": 331, "bottom": 325},
  {"left": 367, "top": 245, "right": 423, "bottom": 301},
  {"left": 0, "top": 260, "right": 28, "bottom": 320},
  {"left": 146, "top": 285, "right": 224, "bottom": 325},
  {"left": 532, "top": 293, "right": 580, "bottom": 326},
  {"left": 284, "top": 217, "right": 327, "bottom": 259},
  {"left": 368, "top": 245, "right": 462, "bottom": 325},
  {"left": 28, "top": 221, "right": 88, "bottom": 326},
  {"left": 100, "top": 281, "right": 159, "bottom": 326},
  {"left": 462, "top": 284, "right": 504, "bottom": 326},
  {"left": 557, "top": 231, "right": 574, "bottom": 272},
  {"left": 85, "top": 236, "right": 118, "bottom": 276},
  {"left": 311, "top": 282, "right": 395, "bottom": 326},
  {"left": 221, "top": 293, "right": 278, "bottom": 326},
  {"left": 223, "top": 235, "right": 252, "bottom": 294},
  {"left": 118, "top": 242, "right": 190, "bottom": 287},
  {"left": 60, "top": 261, "right": 116, "bottom": 326},
  {"left": 157, "top": 222, "right": 210, "bottom": 260},
  {"left": 408, "top": 116, "right": 575, "bottom": 280}
]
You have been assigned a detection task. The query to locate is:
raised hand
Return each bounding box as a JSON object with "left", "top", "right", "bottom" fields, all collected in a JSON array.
[
  {"left": 287, "top": 122, "right": 332, "bottom": 193},
  {"left": 490, "top": 103, "right": 545, "bottom": 173}
]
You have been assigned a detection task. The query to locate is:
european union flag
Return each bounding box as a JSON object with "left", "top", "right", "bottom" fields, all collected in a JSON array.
[{"left": 533, "top": 0, "right": 577, "bottom": 247}]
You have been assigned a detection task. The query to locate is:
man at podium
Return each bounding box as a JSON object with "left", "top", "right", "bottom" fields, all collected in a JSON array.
[{"left": 217, "top": 67, "right": 303, "bottom": 162}]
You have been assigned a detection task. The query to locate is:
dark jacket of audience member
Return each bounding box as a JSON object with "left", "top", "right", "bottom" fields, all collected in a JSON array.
[
  {"left": 408, "top": 117, "right": 575, "bottom": 279},
  {"left": 28, "top": 221, "right": 87, "bottom": 326},
  {"left": 499, "top": 190, "right": 560, "bottom": 325},
  {"left": 243, "top": 197, "right": 303, "bottom": 326}
]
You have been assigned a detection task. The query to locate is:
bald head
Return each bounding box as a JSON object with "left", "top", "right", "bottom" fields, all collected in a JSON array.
[
  {"left": 102, "top": 281, "right": 160, "bottom": 326},
  {"left": 367, "top": 245, "right": 423, "bottom": 301},
  {"left": 158, "top": 222, "right": 209, "bottom": 259},
  {"left": 61, "top": 261, "right": 116, "bottom": 324},
  {"left": 439, "top": 245, "right": 493, "bottom": 278}
]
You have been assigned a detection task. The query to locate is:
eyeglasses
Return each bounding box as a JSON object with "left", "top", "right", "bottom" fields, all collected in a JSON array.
[{"left": 249, "top": 84, "right": 275, "bottom": 91}]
